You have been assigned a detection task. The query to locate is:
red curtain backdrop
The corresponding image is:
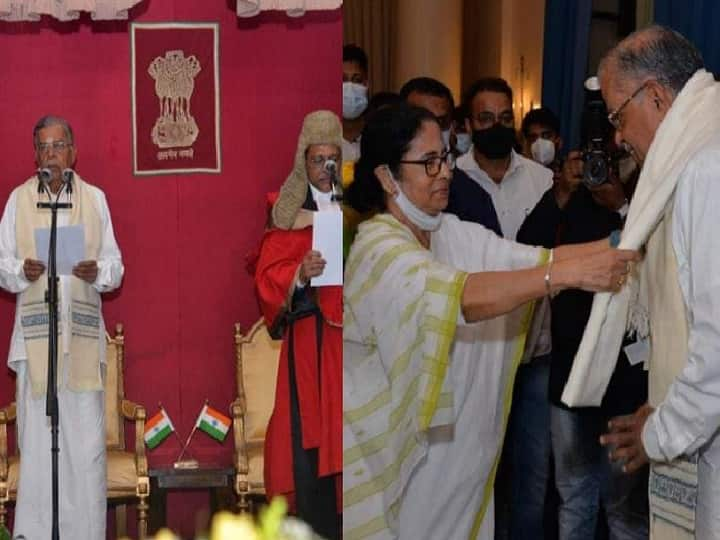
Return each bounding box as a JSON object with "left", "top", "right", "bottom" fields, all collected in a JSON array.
[{"left": 0, "top": 1, "right": 341, "bottom": 537}]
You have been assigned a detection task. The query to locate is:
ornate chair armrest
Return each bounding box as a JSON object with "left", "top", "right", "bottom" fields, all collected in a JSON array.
[
  {"left": 0, "top": 402, "right": 17, "bottom": 482},
  {"left": 230, "top": 399, "right": 249, "bottom": 475},
  {"left": 121, "top": 399, "right": 148, "bottom": 477},
  {"left": 121, "top": 399, "right": 144, "bottom": 420},
  {"left": 0, "top": 403, "right": 17, "bottom": 425}
]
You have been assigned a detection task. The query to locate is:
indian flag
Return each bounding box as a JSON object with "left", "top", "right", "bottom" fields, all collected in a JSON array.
[
  {"left": 144, "top": 408, "right": 174, "bottom": 449},
  {"left": 196, "top": 403, "right": 231, "bottom": 442}
]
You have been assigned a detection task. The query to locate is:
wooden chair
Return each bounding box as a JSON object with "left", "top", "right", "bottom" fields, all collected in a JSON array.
[
  {"left": 230, "top": 319, "right": 281, "bottom": 513},
  {"left": 0, "top": 323, "right": 150, "bottom": 539}
]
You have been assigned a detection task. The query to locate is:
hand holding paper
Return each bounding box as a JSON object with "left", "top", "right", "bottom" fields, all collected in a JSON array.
[
  {"left": 23, "top": 259, "right": 45, "bottom": 282},
  {"left": 73, "top": 260, "right": 98, "bottom": 284},
  {"left": 299, "top": 250, "right": 326, "bottom": 285}
]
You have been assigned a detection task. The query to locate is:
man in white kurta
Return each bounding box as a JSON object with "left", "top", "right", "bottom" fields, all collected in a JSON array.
[
  {"left": 0, "top": 116, "right": 123, "bottom": 539},
  {"left": 560, "top": 26, "right": 720, "bottom": 539},
  {"left": 639, "top": 132, "right": 720, "bottom": 539}
]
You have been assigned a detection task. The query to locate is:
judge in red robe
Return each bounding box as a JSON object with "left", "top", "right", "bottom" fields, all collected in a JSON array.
[{"left": 255, "top": 110, "right": 342, "bottom": 540}]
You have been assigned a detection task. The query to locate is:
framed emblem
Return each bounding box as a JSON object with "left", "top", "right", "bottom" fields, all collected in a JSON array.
[{"left": 131, "top": 22, "right": 221, "bottom": 175}]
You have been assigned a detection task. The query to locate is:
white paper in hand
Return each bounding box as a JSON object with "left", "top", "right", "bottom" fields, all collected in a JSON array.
[
  {"left": 311, "top": 211, "right": 343, "bottom": 287},
  {"left": 34, "top": 224, "right": 85, "bottom": 276}
]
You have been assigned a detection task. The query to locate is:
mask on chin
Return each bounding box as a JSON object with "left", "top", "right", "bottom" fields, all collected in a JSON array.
[
  {"left": 387, "top": 167, "right": 442, "bottom": 232},
  {"left": 472, "top": 124, "right": 516, "bottom": 159}
]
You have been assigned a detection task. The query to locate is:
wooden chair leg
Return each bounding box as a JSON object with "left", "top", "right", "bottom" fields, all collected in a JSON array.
[
  {"left": 137, "top": 495, "right": 149, "bottom": 540},
  {"left": 115, "top": 504, "right": 128, "bottom": 538},
  {"left": 0, "top": 483, "right": 7, "bottom": 529},
  {"left": 237, "top": 492, "right": 250, "bottom": 514},
  {"left": 136, "top": 476, "right": 150, "bottom": 540}
]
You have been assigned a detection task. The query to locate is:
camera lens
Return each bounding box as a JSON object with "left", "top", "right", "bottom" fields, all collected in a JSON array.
[{"left": 583, "top": 153, "right": 609, "bottom": 187}]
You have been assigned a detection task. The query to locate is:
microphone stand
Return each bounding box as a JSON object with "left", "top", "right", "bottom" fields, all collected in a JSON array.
[{"left": 37, "top": 176, "right": 72, "bottom": 540}]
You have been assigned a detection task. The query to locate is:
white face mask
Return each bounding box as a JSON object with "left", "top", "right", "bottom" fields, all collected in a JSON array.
[
  {"left": 441, "top": 129, "right": 451, "bottom": 150},
  {"left": 455, "top": 133, "right": 471, "bottom": 154},
  {"left": 343, "top": 82, "right": 368, "bottom": 120},
  {"left": 387, "top": 167, "right": 442, "bottom": 232},
  {"left": 531, "top": 138, "right": 556, "bottom": 166}
]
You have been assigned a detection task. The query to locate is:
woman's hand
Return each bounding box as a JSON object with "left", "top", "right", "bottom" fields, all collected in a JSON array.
[{"left": 555, "top": 248, "right": 640, "bottom": 293}]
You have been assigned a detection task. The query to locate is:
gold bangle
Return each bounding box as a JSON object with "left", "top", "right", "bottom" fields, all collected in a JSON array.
[{"left": 544, "top": 249, "right": 554, "bottom": 297}]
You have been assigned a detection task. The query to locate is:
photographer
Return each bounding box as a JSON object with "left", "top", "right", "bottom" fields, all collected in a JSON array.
[{"left": 517, "top": 108, "right": 648, "bottom": 540}]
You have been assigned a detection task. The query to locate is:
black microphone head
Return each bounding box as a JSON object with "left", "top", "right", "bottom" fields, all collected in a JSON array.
[
  {"left": 37, "top": 168, "right": 51, "bottom": 193},
  {"left": 62, "top": 169, "right": 74, "bottom": 194},
  {"left": 323, "top": 159, "right": 338, "bottom": 175},
  {"left": 37, "top": 168, "right": 51, "bottom": 183}
]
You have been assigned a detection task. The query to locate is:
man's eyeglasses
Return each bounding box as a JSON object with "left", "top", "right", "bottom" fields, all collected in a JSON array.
[
  {"left": 36, "top": 141, "right": 72, "bottom": 154},
  {"left": 607, "top": 82, "right": 648, "bottom": 130},
  {"left": 399, "top": 150, "right": 456, "bottom": 177},
  {"left": 308, "top": 155, "right": 340, "bottom": 168}
]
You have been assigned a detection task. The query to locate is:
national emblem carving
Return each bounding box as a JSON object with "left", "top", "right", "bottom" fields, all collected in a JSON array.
[{"left": 148, "top": 50, "right": 201, "bottom": 148}]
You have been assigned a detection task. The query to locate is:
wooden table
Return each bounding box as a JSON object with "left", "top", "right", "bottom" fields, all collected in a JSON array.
[{"left": 148, "top": 466, "right": 235, "bottom": 533}]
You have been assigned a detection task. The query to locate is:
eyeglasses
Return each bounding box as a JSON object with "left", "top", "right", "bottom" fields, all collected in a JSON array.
[
  {"left": 399, "top": 149, "right": 456, "bottom": 177},
  {"left": 607, "top": 82, "right": 648, "bottom": 130},
  {"left": 473, "top": 111, "right": 514, "bottom": 128},
  {"left": 308, "top": 154, "right": 340, "bottom": 168},
  {"left": 36, "top": 140, "right": 72, "bottom": 154}
]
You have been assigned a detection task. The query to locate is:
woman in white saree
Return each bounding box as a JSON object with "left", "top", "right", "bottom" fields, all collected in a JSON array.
[{"left": 342, "top": 104, "right": 639, "bottom": 540}]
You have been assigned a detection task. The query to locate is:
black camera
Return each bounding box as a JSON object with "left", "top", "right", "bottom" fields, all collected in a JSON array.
[{"left": 581, "top": 78, "right": 613, "bottom": 187}]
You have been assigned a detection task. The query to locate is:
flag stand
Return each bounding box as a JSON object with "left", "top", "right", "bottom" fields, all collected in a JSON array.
[
  {"left": 174, "top": 424, "right": 199, "bottom": 469},
  {"left": 173, "top": 459, "right": 199, "bottom": 470},
  {"left": 173, "top": 402, "right": 199, "bottom": 469},
  {"left": 168, "top": 399, "right": 232, "bottom": 468}
]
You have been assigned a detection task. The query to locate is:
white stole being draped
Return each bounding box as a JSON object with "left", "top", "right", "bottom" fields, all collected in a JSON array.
[
  {"left": 562, "top": 69, "right": 720, "bottom": 407},
  {"left": 16, "top": 174, "right": 103, "bottom": 396}
]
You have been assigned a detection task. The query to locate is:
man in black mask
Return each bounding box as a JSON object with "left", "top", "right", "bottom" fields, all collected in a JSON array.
[{"left": 446, "top": 77, "right": 554, "bottom": 240}]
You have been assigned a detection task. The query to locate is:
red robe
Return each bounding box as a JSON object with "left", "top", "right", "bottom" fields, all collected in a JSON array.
[{"left": 254, "top": 225, "right": 342, "bottom": 511}]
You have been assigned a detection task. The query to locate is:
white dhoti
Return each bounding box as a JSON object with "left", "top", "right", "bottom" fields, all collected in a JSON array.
[{"left": 13, "top": 361, "right": 106, "bottom": 540}]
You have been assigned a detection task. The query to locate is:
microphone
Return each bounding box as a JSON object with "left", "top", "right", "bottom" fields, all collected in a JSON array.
[
  {"left": 323, "top": 158, "right": 337, "bottom": 177},
  {"left": 37, "top": 168, "right": 51, "bottom": 194},
  {"left": 323, "top": 159, "right": 343, "bottom": 202},
  {"left": 62, "top": 169, "right": 74, "bottom": 195}
]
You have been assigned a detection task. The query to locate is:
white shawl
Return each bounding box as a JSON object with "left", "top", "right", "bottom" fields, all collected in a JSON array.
[{"left": 562, "top": 69, "right": 720, "bottom": 406}]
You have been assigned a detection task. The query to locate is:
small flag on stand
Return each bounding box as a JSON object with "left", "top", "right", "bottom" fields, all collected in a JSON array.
[
  {"left": 195, "top": 403, "right": 231, "bottom": 442},
  {"left": 144, "top": 407, "right": 175, "bottom": 449}
]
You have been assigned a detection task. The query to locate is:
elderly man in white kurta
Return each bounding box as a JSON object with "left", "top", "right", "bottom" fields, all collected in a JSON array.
[
  {"left": 561, "top": 27, "right": 720, "bottom": 539},
  {"left": 0, "top": 116, "right": 123, "bottom": 539}
]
